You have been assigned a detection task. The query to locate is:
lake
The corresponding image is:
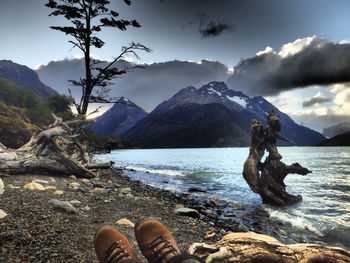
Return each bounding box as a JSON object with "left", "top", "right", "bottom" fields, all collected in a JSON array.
[{"left": 94, "top": 147, "right": 350, "bottom": 247}]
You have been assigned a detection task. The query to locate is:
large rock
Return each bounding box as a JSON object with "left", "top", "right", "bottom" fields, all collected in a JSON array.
[
  {"left": 48, "top": 199, "right": 78, "bottom": 214},
  {"left": 174, "top": 207, "right": 200, "bottom": 218},
  {"left": 188, "top": 232, "right": 350, "bottom": 263}
]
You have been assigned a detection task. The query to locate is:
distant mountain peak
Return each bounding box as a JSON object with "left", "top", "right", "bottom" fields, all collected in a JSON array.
[
  {"left": 89, "top": 97, "right": 148, "bottom": 137},
  {"left": 0, "top": 60, "right": 57, "bottom": 99},
  {"left": 115, "top": 97, "right": 138, "bottom": 107}
]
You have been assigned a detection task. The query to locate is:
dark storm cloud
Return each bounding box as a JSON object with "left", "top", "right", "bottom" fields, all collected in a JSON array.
[
  {"left": 227, "top": 37, "right": 350, "bottom": 96},
  {"left": 302, "top": 96, "right": 332, "bottom": 107},
  {"left": 199, "top": 20, "right": 234, "bottom": 38},
  {"left": 183, "top": 12, "right": 235, "bottom": 38},
  {"left": 36, "top": 58, "right": 230, "bottom": 110},
  {"left": 197, "top": 13, "right": 234, "bottom": 38}
]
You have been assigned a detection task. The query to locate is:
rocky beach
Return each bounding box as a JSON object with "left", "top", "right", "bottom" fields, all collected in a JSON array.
[{"left": 0, "top": 167, "right": 334, "bottom": 263}]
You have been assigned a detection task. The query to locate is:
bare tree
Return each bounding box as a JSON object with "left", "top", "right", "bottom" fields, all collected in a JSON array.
[{"left": 46, "top": 0, "right": 151, "bottom": 115}]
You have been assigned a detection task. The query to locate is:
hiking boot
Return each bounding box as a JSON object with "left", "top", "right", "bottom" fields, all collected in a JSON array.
[
  {"left": 94, "top": 226, "right": 141, "bottom": 263},
  {"left": 134, "top": 217, "right": 180, "bottom": 263}
]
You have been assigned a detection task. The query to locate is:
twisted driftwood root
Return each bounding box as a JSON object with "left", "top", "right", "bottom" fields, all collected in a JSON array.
[
  {"left": 243, "top": 115, "right": 311, "bottom": 206},
  {"left": 0, "top": 115, "right": 97, "bottom": 178},
  {"left": 189, "top": 232, "right": 350, "bottom": 263}
]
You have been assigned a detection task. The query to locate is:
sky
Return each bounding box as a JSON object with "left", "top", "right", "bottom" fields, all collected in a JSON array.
[{"left": 1, "top": 0, "right": 350, "bottom": 132}]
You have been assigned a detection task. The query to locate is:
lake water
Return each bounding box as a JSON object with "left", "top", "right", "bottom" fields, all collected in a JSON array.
[{"left": 94, "top": 147, "right": 350, "bottom": 247}]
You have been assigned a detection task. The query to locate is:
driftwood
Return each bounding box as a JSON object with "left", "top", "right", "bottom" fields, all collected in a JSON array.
[
  {"left": 189, "top": 232, "right": 350, "bottom": 263},
  {"left": 243, "top": 111, "right": 311, "bottom": 205},
  {"left": 84, "top": 162, "right": 113, "bottom": 170},
  {"left": 0, "top": 114, "right": 97, "bottom": 178}
]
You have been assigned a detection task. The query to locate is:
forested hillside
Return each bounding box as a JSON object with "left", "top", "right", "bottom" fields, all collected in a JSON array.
[{"left": 0, "top": 77, "right": 71, "bottom": 148}]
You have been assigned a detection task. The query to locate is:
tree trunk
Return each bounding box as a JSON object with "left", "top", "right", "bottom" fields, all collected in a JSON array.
[
  {"left": 189, "top": 232, "right": 350, "bottom": 263},
  {"left": 0, "top": 115, "right": 96, "bottom": 178},
  {"left": 242, "top": 115, "right": 311, "bottom": 206}
]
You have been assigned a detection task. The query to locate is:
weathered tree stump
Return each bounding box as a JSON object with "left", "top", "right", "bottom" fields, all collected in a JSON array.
[
  {"left": 189, "top": 232, "right": 350, "bottom": 263},
  {"left": 243, "top": 111, "right": 311, "bottom": 205},
  {"left": 0, "top": 114, "right": 98, "bottom": 178}
]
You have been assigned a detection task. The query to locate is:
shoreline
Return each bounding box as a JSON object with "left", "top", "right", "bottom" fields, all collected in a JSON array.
[{"left": 0, "top": 168, "right": 345, "bottom": 262}]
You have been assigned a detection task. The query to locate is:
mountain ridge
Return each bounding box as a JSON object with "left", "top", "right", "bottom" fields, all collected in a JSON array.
[
  {"left": 122, "top": 81, "right": 325, "bottom": 147},
  {"left": 0, "top": 60, "right": 58, "bottom": 99}
]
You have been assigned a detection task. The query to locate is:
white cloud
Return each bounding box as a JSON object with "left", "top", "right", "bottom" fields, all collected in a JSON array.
[
  {"left": 256, "top": 46, "right": 275, "bottom": 56},
  {"left": 278, "top": 35, "right": 319, "bottom": 58}
]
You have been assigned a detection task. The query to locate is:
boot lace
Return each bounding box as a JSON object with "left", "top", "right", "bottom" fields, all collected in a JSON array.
[
  {"left": 148, "top": 235, "right": 178, "bottom": 263},
  {"left": 105, "top": 241, "right": 131, "bottom": 263}
]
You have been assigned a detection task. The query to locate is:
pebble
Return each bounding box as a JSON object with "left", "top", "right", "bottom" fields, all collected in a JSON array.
[
  {"left": 116, "top": 218, "right": 135, "bottom": 227},
  {"left": 121, "top": 188, "right": 132, "bottom": 195},
  {"left": 0, "top": 179, "right": 4, "bottom": 196},
  {"left": 49, "top": 177, "right": 56, "bottom": 183},
  {"left": 89, "top": 188, "right": 107, "bottom": 194},
  {"left": 81, "top": 178, "right": 90, "bottom": 184},
  {"left": 233, "top": 205, "right": 245, "bottom": 210},
  {"left": 0, "top": 209, "right": 7, "bottom": 219},
  {"left": 6, "top": 184, "right": 19, "bottom": 189},
  {"left": 69, "top": 200, "right": 82, "bottom": 205},
  {"left": 33, "top": 179, "right": 49, "bottom": 185},
  {"left": 48, "top": 199, "right": 78, "bottom": 214},
  {"left": 203, "top": 209, "right": 217, "bottom": 217},
  {"left": 174, "top": 207, "right": 200, "bottom": 218},
  {"left": 69, "top": 175, "right": 77, "bottom": 180},
  {"left": 68, "top": 182, "right": 80, "bottom": 188},
  {"left": 53, "top": 190, "right": 64, "bottom": 195},
  {"left": 82, "top": 205, "right": 91, "bottom": 211},
  {"left": 225, "top": 212, "right": 235, "bottom": 217},
  {"left": 209, "top": 199, "right": 218, "bottom": 207},
  {"left": 45, "top": 185, "right": 57, "bottom": 190},
  {"left": 24, "top": 182, "right": 45, "bottom": 191},
  {"left": 204, "top": 230, "right": 216, "bottom": 239}
]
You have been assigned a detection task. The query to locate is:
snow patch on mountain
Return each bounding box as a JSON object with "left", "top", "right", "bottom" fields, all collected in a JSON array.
[{"left": 226, "top": 95, "right": 247, "bottom": 108}]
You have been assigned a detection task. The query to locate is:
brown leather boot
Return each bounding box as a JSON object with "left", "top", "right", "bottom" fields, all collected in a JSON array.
[
  {"left": 94, "top": 226, "right": 141, "bottom": 263},
  {"left": 134, "top": 217, "right": 180, "bottom": 263}
]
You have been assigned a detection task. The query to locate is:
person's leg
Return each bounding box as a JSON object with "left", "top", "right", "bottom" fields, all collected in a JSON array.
[
  {"left": 94, "top": 226, "right": 141, "bottom": 263},
  {"left": 134, "top": 218, "right": 204, "bottom": 263}
]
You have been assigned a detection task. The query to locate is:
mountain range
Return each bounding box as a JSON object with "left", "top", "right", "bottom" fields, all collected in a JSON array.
[
  {"left": 0, "top": 60, "right": 327, "bottom": 148},
  {"left": 91, "top": 81, "right": 326, "bottom": 147},
  {"left": 323, "top": 122, "right": 350, "bottom": 138},
  {"left": 0, "top": 60, "right": 57, "bottom": 99}
]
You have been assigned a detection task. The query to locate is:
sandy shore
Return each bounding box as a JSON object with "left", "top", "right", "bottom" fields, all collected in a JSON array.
[{"left": 0, "top": 168, "right": 328, "bottom": 262}]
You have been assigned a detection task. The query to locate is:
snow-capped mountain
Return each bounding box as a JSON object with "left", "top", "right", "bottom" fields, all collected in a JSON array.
[
  {"left": 122, "top": 81, "right": 325, "bottom": 147},
  {"left": 88, "top": 97, "right": 148, "bottom": 137}
]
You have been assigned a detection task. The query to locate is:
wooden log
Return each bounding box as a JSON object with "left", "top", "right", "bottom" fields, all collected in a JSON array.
[
  {"left": 189, "top": 232, "right": 350, "bottom": 263},
  {"left": 84, "top": 162, "right": 113, "bottom": 170}
]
